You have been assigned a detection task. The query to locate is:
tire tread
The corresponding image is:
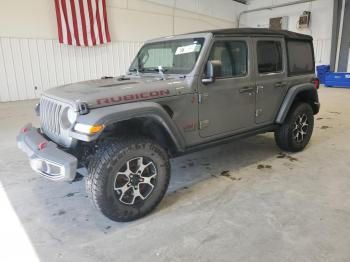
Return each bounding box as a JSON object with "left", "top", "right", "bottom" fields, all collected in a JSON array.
[
  {"left": 86, "top": 136, "right": 170, "bottom": 222},
  {"left": 274, "top": 102, "right": 314, "bottom": 152}
]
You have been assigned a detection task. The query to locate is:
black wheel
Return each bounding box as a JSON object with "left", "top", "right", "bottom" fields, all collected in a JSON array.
[
  {"left": 86, "top": 137, "right": 170, "bottom": 222},
  {"left": 274, "top": 102, "right": 314, "bottom": 152}
]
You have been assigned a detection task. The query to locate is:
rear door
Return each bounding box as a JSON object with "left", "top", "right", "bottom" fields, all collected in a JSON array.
[{"left": 253, "top": 37, "right": 288, "bottom": 124}]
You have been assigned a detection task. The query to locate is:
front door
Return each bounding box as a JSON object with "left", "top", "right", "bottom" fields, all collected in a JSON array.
[
  {"left": 198, "top": 37, "right": 255, "bottom": 138},
  {"left": 253, "top": 37, "right": 288, "bottom": 124}
]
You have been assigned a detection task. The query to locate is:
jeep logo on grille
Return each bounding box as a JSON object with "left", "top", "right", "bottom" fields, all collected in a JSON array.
[{"left": 96, "top": 89, "right": 170, "bottom": 105}]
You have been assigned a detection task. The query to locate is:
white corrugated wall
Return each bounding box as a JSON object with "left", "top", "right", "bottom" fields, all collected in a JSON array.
[
  {"left": 0, "top": 36, "right": 330, "bottom": 102},
  {"left": 0, "top": 37, "right": 143, "bottom": 102}
]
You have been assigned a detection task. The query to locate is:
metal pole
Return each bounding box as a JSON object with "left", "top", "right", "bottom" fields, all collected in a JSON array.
[{"left": 335, "top": 0, "right": 346, "bottom": 72}]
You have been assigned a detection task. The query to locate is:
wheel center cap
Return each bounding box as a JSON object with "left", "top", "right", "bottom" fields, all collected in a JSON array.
[
  {"left": 297, "top": 122, "right": 304, "bottom": 130},
  {"left": 130, "top": 174, "right": 141, "bottom": 186}
]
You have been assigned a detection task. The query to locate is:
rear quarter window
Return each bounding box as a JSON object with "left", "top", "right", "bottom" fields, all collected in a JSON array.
[{"left": 287, "top": 40, "right": 314, "bottom": 76}]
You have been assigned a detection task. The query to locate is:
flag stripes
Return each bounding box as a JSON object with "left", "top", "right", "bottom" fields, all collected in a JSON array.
[{"left": 54, "top": 0, "right": 111, "bottom": 46}]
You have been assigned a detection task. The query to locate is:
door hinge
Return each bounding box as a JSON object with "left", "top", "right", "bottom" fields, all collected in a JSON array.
[
  {"left": 199, "top": 119, "right": 210, "bottom": 130},
  {"left": 198, "top": 93, "right": 209, "bottom": 104},
  {"left": 255, "top": 109, "right": 263, "bottom": 117}
]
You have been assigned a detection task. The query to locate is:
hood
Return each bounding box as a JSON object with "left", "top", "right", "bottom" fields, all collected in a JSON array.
[{"left": 43, "top": 75, "right": 190, "bottom": 109}]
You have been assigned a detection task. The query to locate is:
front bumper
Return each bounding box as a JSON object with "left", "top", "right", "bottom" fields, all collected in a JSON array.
[{"left": 17, "top": 124, "right": 78, "bottom": 181}]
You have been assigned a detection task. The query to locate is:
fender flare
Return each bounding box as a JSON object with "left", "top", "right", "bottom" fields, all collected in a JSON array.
[
  {"left": 276, "top": 83, "right": 319, "bottom": 124},
  {"left": 71, "top": 101, "right": 186, "bottom": 152}
]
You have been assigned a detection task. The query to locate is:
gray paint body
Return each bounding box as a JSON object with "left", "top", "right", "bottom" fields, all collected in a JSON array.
[{"left": 17, "top": 29, "right": 320, "bottom": 180}]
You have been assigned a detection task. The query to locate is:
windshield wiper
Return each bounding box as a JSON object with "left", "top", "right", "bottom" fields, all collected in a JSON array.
[
  {"left": 143, "top": 67, "right": 168, "bottom": 73},
  {"left": 130, "top": 66, "right": 168, "bottom": 79},
  {"left": 144, "top": 66, "right": 168, "bottom": 79}
]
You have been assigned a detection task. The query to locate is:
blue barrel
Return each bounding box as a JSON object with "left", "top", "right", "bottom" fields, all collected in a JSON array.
[
  {"left": 324, "top": 72, "right": 350, "bottom": 88},
  {"left": 316, "top": 65, "right": 330, "bottom": 84}
]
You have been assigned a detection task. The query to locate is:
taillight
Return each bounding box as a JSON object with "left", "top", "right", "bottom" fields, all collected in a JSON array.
[{"left": 312, "top": 78, "right": 320, "bottom": 90}]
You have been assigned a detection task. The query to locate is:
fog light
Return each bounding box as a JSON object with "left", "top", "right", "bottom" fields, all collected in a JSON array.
[{"left": 30, "top": 159, "right": 43, "bottom": 171}]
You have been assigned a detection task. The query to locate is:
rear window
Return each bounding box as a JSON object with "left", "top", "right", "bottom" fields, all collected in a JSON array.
[{"left": 287, "top": 40, "right": 314, "bottom": 75}]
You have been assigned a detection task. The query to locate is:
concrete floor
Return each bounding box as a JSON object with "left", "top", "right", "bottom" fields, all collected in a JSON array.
[{"left": 1, "top": 87, "right": 350, "bottom": 262}]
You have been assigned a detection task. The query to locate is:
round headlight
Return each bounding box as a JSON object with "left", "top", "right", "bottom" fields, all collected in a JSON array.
[
  {"left": 67, "top": 108, "right": 78, "bottom": 124},
  {"left": 61, "top": 107, "right": 78, "bottom": 129}
]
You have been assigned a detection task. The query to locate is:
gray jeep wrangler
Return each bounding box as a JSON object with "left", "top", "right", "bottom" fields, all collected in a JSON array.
[{"left": 17, "top": 28, "right": 320, "bottom": 221}]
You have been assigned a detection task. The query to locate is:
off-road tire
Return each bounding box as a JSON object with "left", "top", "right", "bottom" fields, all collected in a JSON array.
[
  {"left": 274, "top": 102, "right": 314, "bottom": 152},
  {"left": 86, "top": 137, "right": 170, "bottom": 222}
]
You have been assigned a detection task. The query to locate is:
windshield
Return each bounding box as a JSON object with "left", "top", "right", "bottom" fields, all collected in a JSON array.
[{"left": 129, "top": 38, "right": 205, "bottom": 75}]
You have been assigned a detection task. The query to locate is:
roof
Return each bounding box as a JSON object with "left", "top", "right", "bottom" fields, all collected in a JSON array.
[{"left": 193, "top": 28, "right": 313, "bottom": 41}]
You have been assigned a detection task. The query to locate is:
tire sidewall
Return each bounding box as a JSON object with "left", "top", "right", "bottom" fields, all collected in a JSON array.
[{"left": 90, "top": 139, "right": 170, "bottom": 221}]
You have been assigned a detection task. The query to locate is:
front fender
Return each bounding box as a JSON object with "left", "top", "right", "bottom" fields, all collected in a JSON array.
[
  {"left": 70, "top": 101, "right": 186, "bottom": 152},
  {"left": 276, "top": 83, "right": 319, "bottom": 124}
]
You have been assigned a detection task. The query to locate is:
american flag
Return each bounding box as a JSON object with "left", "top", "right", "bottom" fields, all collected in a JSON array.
[{"left": 54, "top": 0, "right": 111, "bottom": 46}]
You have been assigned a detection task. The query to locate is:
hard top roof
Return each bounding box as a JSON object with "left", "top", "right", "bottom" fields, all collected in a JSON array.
[{"left": 193, "top": 28, "right": 313, "bottom": 41}]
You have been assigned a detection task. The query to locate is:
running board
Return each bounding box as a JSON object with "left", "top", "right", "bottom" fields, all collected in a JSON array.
[{"left": 173, "top": 124, "right": 278, "bottom": 157}]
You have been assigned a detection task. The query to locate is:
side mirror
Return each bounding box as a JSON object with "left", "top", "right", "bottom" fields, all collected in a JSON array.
[{"left": 202, "top": 60, "right": 222, "bottom": 84}]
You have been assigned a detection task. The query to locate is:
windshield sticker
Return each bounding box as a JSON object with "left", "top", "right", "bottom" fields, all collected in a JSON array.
[{"left": 175, "top": 44, "right": 200, "bottom": 55}]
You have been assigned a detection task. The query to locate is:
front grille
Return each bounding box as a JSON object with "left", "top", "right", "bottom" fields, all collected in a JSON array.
[{"left": 40, "top": 97, "right": 62, "bottom": 135}]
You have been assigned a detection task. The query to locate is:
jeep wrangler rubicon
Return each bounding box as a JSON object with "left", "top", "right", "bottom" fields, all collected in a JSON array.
[{"left": 17, "top": 28, "right": 320, "bottom": 222}]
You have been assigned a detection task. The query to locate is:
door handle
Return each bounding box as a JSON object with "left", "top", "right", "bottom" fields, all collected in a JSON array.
[
  {"left": 239, "top": 87, "right": 254, "bottom": 93},
  {"left": 256, "top": 85, "right": 264, "bottom": 94},
  {"left": 274, "top": 82, "right": 287, "bottom": 88}
]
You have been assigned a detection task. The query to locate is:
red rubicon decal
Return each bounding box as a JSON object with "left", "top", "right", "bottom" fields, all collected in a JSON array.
[{"left": 96, "top": 89, "right": 170, "bottom": 105}]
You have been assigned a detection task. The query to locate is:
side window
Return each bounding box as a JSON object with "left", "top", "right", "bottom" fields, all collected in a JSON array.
[
  {"left": 257, "top": 41, "right": 283, "bottom": 74},
  {"left": 208, "top": 41, "right": 247, "bottom": 78},
  {"left": 287, "top": 40, "right": 314, "bottom": 75}
]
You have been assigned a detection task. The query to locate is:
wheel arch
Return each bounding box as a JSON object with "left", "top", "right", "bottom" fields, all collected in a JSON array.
[
  {"left": 75, "top": 101, "right": 186, "bottom": 155},
  {"left": 276, "top": 83, "right": 320, "bottom": 124}
]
